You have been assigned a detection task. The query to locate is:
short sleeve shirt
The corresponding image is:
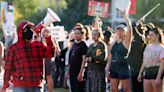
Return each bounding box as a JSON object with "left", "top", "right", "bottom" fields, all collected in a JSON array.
[
  {"left": 69, "top": 41, "right": 88, "bottom": 74},
  {"left": 143, "top": 44, "right": 164, "bottom": 67}
]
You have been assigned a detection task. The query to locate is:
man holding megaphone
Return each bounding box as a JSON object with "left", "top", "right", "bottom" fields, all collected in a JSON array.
[{"left": 0, "top": 8, "right": 60, "bottom": 92}]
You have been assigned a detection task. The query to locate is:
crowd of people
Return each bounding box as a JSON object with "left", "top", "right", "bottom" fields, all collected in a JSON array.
[{"left": 0, "top": 10, "right": 164, "bottom": 92}]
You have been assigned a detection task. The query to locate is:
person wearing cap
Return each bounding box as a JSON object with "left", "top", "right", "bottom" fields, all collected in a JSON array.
[
  {"left": 0, "top": 20, "right": 55, "bottom": 92},
  {"left": 105, "top": 11, "right": 133, "bottom": 92}
]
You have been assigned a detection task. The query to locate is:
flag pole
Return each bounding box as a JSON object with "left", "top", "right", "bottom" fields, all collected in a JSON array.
[{"left": 136, "top": 3, "right": 160, "bottom": 26}]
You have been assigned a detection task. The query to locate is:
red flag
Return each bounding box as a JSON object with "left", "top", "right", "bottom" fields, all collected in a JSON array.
[{"left": 129, "top": 0, "right": 136, "bottom": 14}]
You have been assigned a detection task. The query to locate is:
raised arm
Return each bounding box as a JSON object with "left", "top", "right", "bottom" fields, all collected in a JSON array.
[
  {"left": 122, "top": 12, "right": 133, "bottom": 50},
  {"left": 43, "top": 29, "right": 55, "bottom": 58}
]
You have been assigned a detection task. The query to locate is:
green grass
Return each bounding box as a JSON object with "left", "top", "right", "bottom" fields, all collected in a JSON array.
[{"left": 54, "top": 88, "right": 69, "bottom": 92}]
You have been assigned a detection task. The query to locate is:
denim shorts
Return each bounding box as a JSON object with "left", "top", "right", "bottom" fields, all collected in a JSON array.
[
  {"left": 109, "top": 62, "right": 130, "bottom": 79},
  {"left": 13, "top": 87, "right": 42, "bottom": 92}
]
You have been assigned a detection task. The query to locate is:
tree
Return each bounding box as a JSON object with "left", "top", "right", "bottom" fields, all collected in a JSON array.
[
  {"left": 14, "top": 0, "right": 39, "bottom": 24},
  {"left": 61, "top": 0, "right": 111, "bottom": 31},
  {"left": 132, "top": 0, "right": 164, "bottom": 28},
  {"left": 14, "top": 0, "right": 67, "bottom": 25}
]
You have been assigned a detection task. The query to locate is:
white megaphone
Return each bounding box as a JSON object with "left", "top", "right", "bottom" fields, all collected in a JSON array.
[{"left": 34, "top": 8, "right": 61, "bottom": 34}]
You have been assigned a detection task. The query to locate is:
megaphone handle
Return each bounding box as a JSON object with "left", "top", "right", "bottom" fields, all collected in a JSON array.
[{"left": 34, "top": 24, "right": 43, "bottom": 34}]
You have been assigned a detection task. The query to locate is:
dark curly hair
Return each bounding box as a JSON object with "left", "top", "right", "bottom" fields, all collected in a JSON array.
[{"left": 149, "top": 27, "right": 164, "bottom": 44}]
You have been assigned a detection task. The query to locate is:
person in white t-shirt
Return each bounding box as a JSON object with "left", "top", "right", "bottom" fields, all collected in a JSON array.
[{"left": 137, "top": 27, "right": 164, "bottom": 92}]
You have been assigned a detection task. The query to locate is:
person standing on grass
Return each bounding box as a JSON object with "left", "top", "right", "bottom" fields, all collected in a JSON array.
[
  {"left": 105, "top": 11, "right": 133, "bottom": 92},
  {"left": 0, "top": 20, "right": 55, "bottom": 92},
  {"left": 79, "top": 29, "right": 108, "bottom": 92},
  {"left": 69, "top": 27, "right": 88, "bottom": 92},
  {"left": 137, "top": 27, "right": 164, "bottom": 92}
]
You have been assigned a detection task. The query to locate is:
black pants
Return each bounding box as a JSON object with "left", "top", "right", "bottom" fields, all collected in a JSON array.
[
  {"left": 131, "top": 76, "right": 143, "bottom": 92},
  {"left": 70, "top": 72, "right": 85, "bottom": 92},
  {"left": 53, "top": 57, "right": 65, "bottom": 88}
]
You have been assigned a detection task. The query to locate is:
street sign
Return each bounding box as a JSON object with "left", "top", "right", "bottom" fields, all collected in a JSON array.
[{"left": 88, "top": 0, "right": 109, "bottom": 18}]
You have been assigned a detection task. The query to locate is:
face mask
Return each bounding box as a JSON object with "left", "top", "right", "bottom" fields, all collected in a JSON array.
[{"left": 23, "top": 26, "right": 34, "bottom": 41}]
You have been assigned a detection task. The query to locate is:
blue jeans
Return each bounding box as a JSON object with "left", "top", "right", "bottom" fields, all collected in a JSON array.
[{"left": 13, "top": 87, "right": 42, "bottom": 92}]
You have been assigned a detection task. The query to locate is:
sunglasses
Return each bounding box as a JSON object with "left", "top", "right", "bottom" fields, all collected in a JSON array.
[{"left": 70, "top": 39, "right": 75, "bottom": 42}]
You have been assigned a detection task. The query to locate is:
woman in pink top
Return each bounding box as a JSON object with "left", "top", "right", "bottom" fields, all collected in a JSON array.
[{"left": 137, "top": 28, "right": 164, "bottom": 92}]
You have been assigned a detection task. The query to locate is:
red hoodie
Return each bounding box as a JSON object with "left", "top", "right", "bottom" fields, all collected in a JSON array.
[{"left": 2, "top": 20, "right": 54, "bottom": 89}]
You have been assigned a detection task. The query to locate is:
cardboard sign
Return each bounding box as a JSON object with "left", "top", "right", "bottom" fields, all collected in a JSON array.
[
  {"left": 46, "top": 26, "right": 66, "bottom": 42},
  {"left": 88, "top": 0, "right": 109, "bottom": 18},
  {"left": 1, "top": 1, "right": 8, "bottom": 25},
  {"left": 115, "top": 0, "right": 136, "bottom": 14},
  {"left": 1, "top": 1, "right": 14, "bottom": 25},
  {"left": 6, "top": 4, "right": 14, "bottom": 24},
  {"left": 1, "top": 1, "right": 15, "bottom": 36},
  {"left": 115, "top": 0, "right": 131, "bottom": 13}
]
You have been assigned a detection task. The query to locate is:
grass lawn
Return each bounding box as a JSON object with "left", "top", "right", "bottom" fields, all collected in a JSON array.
[
  {"left": 37, "top": 80, "right": 164, "bottom": 92},
  {"left": 54, "top": 88, "right": 69, "bottom": 92}
]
